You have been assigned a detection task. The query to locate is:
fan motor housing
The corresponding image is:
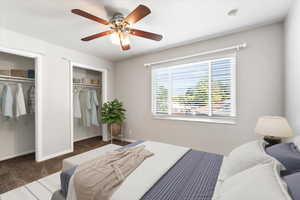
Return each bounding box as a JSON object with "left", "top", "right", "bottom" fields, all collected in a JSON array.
[
  {"left": 110, "top": 13, "right": 125, "bottom": 24},
  {"left": 110, "top": 13, "right": 130, "bottom": 33}
]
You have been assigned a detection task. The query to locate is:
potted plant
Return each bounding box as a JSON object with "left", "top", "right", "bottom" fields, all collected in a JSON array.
[{"left": 101, "top": 99, "right": 126, "bottom": 137}]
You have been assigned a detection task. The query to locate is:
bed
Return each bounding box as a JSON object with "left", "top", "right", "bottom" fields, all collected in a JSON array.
[{"left": 51, "top": 140, "right": 294, "bottom": 200}]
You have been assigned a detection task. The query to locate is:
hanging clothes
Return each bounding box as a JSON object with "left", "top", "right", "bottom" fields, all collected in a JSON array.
[
  {"left": 79, "top": 90, "right": 92, "bottom": 127},
  {"left": 0, "top": 84, "right": 13, "bottom": 119},
  {"left": 15, "top": 83, "right": 27, "bottom": 118},
  {"left": 90, "top": 90, "right": 99, "bottom": 126},
  {"left": 73, "top": 90, "right": 82, "bottom": 119},
  {"left": 28, "top": 85, "right": 35, "bottom": 114}
]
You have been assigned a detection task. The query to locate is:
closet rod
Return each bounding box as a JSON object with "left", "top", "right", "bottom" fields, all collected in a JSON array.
[
  {"left": 0, "top": 76, "right": 35, "bottom": 84},
  {"left": 73, "top": 83, "right": 101, "bottom": 89}
]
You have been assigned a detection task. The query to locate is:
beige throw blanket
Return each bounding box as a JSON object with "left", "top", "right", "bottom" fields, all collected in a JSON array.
[{"left": 73, "top": 145, "right": 154, "bottom": 200}]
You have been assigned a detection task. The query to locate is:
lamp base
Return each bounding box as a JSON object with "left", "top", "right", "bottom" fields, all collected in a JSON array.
[{"left": 264, "top": 136, "right": 281, "bottom": 147}]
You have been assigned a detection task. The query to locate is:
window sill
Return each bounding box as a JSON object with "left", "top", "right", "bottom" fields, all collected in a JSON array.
[{"left": 152, "top": 116, "right": 237, "bottom": 125}]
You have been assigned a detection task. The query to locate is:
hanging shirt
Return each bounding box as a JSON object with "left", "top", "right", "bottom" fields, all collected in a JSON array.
[
  {"left": 90, "top": 90, "right": 99, "bottom": 126},
  {"left": 0, "top": 84, "right": 13, "bottom": 119},
  {"left": 15, "top": 83, "right": 27, "bottom": 118},
  {"left": 79, "top": 90, "right": 91, "bottom": 127},
  {"left": 28, "top": 86, "right": 35, "bottom": 114},
  {"left": 73, "top": 90, "right": 82, "bottom": 119}
]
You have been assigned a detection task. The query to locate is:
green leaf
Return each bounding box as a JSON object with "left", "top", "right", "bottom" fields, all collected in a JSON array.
[{"left": 101, "top": 99, "right": 126, "bottom": 124}]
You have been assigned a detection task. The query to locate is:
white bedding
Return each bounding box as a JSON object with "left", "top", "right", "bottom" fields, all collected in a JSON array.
[
  {"left": 212, "top": 156, "right": 227, "bottom": 200},
  {"left": 66, "top": 141, "right": 190, "bottom": 200}
]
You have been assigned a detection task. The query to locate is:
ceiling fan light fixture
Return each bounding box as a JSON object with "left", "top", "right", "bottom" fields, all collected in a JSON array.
[
  {"left": 110, "top": 31, "right": 120, "bottom": 45},
  {"left": 71, "top": 4, "right": 163, "bottom": 51},
  {"left": 120, "top": 32, "right": 130, "bottom": 46}
]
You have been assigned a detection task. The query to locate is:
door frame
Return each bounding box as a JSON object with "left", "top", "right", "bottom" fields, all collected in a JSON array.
[
  {"left": 69, "top": 62, "right": 109, "bottom": 151},
  {"left": 0, "top": 46, "right": 43, "bottom": 161}
]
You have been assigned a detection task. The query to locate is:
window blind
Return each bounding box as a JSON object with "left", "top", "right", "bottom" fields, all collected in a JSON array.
[{"left": 151, "top": 56, "right": 236, "bottom": 119}]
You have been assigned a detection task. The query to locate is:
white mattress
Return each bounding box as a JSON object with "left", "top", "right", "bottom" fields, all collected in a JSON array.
[
  {"left": 62, "top": 144, "right": 121, "bottom": 171},
  {"left": 54, "top": 143, "right": 226, "bottom": 200},
  {"left": 66, "top": 141, "right": 190, "bottom": 200},
  {"left": 212, "top": 156, "right": 227, "bottom": 200}
]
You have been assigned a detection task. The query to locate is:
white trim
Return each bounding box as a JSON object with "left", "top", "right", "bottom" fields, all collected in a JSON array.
[
  {"left": 167, "top": 68, "right": 172, "bottom": 115},
  {"left": 69, "top": 61, "right": 109, "bottom": 149},
  {"left": 145, "top": 43, "right": 247, "bottom": 67},
  {"left": 208, "top": 61, "right": 212, "bottom": 117},
  {"left": 35, "top": 55, "right": 43, "bottom": 162},
  {"left": 122, "top": 138, "right": 137, "bottom": 143},
  {"left": 0, "top": 46, "right": 45, "bottom": 58},
  {"left": 153, "top": 116, "right": 236, "bottom": 125},
  {"left": 231, "top": 54, "right": 237, "bottom": 117},
  {"left": 0, "top": 150, "right": 35, "bottom": 162},
  {"left": 151, "top": 69, "right": 156, "bottom": 114},
  {"left": 74, "top": 135, "right": 134, "bottom": 143},
  {"left": 74, "top": 135, "right": 101, "bottom": 142},
  {"left": 69, "top": 59, "right": 74, "bottom": 152},
  {"left": 37, "top": 149, "right": 73, "bottom": 162},
  {"left": 111, "top": 136, "right": 137, "bottom": 143},
  {"left": 0, "top": 45, "right": 43, "bottom": 162},
  {"left": 151, "top": 55, "right": 237, "bottom": 121}
]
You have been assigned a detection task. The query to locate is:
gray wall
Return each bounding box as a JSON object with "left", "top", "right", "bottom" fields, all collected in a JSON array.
[
  {"left": 285, "top": 1, "right": 300, "bottom": 137},
  {"left": 115, "top": 23, "right": 285, "bottom": 155}
]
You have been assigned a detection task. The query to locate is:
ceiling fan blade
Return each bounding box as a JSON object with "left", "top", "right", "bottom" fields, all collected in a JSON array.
[
  {"left": 124, "top": 5, "right": 151, "bottom": 24},
  {"left": 71, "top": 9, "right": 109, "bottom": 25},
  {"left": 130, "top": 29, "right": 163, "bottom": 41},
  {"left": 119, "top": 33, "right": 130, "bottom": 51},
  {"left": 81, "top": 30, "right": 113, "bottom": 41}
]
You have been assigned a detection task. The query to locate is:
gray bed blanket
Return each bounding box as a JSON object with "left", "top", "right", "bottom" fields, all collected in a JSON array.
[
  {"left": 142, "top": 150, "right": 223, "bottom": 200},
  {"left": 56, "top": 143, "right": 223, "bottom": 200}
]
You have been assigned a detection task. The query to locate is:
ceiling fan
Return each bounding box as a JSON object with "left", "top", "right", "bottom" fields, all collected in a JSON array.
[{"left": 71, "top": 5, "right": 163, "bottom": 51}]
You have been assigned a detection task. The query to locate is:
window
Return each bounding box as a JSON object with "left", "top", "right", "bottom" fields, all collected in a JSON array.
[{"left": 151, "top": 56, "right": 236, "bottom": 122}]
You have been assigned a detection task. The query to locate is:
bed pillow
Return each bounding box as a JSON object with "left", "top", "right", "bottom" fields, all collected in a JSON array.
[
  {"left": 266, "top": 143, "right": 300, "bottom": 171},
  {"left": 292, "top": 136, "right": 300, "bottom": 150},
  {"left": 283, "top": 171, "right": 300, "bottom": 200},
  {"left": 219, "top": 162, "right": 292, "bottom": 200},
  {"left": 220, "top": 140, "right": 278, "bottom": 180}
]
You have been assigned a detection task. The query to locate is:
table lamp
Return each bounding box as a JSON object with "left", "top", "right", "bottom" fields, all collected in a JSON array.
[{"left": 255, "top": 116, "right": 293, "bottom": 146}]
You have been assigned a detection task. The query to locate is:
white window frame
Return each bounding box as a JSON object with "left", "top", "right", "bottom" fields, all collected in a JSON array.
[{"left": 151, "top": 55, "right": 237, "bottom": 124}]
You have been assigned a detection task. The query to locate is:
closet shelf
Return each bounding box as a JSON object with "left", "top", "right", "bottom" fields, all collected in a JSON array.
[
  {"left": 0, "top": 75, "right": 35, "bottom": 83},
  {"left": 73, "top": 82, "right": 101, "bottom": 89}
]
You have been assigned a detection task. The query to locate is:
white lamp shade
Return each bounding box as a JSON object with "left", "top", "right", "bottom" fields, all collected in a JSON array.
[{"left": 255, "top": 116, "right": 293, "bottom": 138}]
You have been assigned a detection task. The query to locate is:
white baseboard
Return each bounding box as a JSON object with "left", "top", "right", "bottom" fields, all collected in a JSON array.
[
  {"left": 37, "top": 149, "right": 73, "bottom": 162},
  {"left": 0, "top": 150, "right": 35, "bottom": 162},
  {"left": 75, "top": 135, "right": 136, "bottom": 144},
  {"left": 0, "top": 138, "right": 137, "bottom": 162},
  {"left": 37, "top": 137, "right": 137, "bottom": 162},
  {"left": 74, "top": 134, "right": 101, "bottom": 142},
  {"left": 122, "top": 138, "right": 137, "bottom": 143},
  {"left": 112, "top": 136, "right": 137, "bottom": 143}
]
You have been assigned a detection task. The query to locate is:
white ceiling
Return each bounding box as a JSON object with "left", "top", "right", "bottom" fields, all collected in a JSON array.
[{"left": 0, "top": 0, "right": 293, "bottom": 62}]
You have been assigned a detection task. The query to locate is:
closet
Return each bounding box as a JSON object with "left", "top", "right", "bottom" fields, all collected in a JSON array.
[
  {"left": 73, "top": 66, "right": 102, "bottom": 142},
  {"left": 0, "top": 51, "right": 36, "bottom": 161}
]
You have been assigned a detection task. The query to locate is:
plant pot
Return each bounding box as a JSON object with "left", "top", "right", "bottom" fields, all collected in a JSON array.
[{"left": 108, "top": 123, "right": 122, "bottom": 137}]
